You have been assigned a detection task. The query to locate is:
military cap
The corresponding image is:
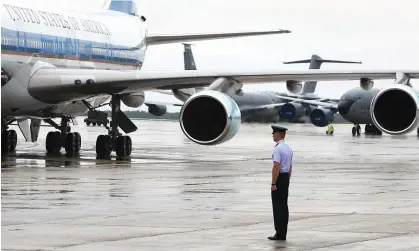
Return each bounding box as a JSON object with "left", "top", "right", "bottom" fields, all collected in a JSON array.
[{"left": 271, "top": 125, "right": 288, "bottom": 134}]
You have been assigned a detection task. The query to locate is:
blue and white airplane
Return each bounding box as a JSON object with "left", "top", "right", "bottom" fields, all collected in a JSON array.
[{"left": 2, "top": 0, "right": 419, "bottom": 158}]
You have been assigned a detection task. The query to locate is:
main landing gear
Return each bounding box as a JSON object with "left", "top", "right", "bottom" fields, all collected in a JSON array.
[
  {"left": 43, "top": 117, "right": 81, "bottom": 155},
  {"left": 90, "top": 95, "right": 136, "bottom": 158},
  {"left": 364, "top": 124, "right": 382, "bottom": 136},
  {"left": 2, "top": 119, "right": 17, "bottom": 154}
]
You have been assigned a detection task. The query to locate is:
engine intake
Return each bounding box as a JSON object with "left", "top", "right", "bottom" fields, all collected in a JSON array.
[
  {"left": 179, "top": 90, "right": 241, "bottom": 145},
  {"left": 310, "top": 107, "right": 335, "bottom": 127},
  {"left": 371, "top": 85, "right": 419, "bottom": 134},
  {"left": 279, "top": 102, "right": 306, "bottom": 120}
]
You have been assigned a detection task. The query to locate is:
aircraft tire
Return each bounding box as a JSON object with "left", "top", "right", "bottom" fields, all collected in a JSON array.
[
  {"left": 352, "top": 127, "right": 356, "bottom": 136},
  {"left": 116, "top": 136, "right": 127, "bottom": 157},
  {"left": 96, "top": 135, "right": 111, "bottom": 158},
  {"left": 9, "top": 130, "right": 17, "bottom": 151},
  {"left": 65, "top": 133, "right": 76, "bottom": 155},
  {"left": 2, "top": 130, "right": 17, "bottom": 153},
  {"left": 74, "top": 132, "right": 81, "bottom": 153},
  {"left": 46, "top": 131, "right": 61, "bottom": 154},
  {"left": 125, "top": 136, "right": 132, "bottom": 156}
]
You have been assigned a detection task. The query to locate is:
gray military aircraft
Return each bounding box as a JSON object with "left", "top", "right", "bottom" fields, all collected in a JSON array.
[
  {"left": 158, "top": 43, "right": 361, "bottom": 126},
  {"left": 337, "top": 85, "right": 419, "bottom": 136},
  {"left": 162, "top": 44, "right": 419, "bottom": 136}
]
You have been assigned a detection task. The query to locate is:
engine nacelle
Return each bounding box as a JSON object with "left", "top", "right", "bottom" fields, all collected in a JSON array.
[
  {"left": 148, "top": 104, "right": 167, "bottom": 116},
  {"left": 279, "top": 102, "right": 306, "bottom": 120},
  {"left": 370, "top": 84, "right": 419, "bottom": 135},
  {"left": 179, "top": 90, "right": 241, "bottom": 145},
  {"left": 121, "top": 92, "right": 145, "bottom": 108},
  {"left": 310, "top": 107, "right": 335, "bottom": 127},
  {"left": 360, "top": 78, "right": 374, "bottom": 90},
  {"left": 286, "top": 80, "right": 303, "bottom": 94}
]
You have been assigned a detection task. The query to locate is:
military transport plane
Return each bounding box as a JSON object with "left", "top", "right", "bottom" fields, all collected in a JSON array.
[
  {"left": 2, "top": 0, "right": 419, "bottom": 159},
  {"left": 159, "top": 43, "right": 362, "bottom": 126}
]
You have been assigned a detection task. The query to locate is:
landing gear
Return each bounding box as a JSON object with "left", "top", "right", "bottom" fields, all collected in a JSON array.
[
  {"left": 1, "top": 129, "right": 17, "bottom": 153},
  {"left": 95, "top": 95, "right": 136, "bottom": 158},
  {"left": 364, "top": 124, "right": 382, "bottom": 135},
  {"left": 44, "top": 117, "right": 81, "bottom": 155},
  {"left": 352, "top": 124, "right": 361, "bottom": 136},
  {"left": 1, "top": 118, "right": 18, "bottom": 153}
]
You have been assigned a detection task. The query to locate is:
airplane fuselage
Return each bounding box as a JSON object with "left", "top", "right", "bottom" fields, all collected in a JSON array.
[
  {"left": 233, "top": 91, "right": 285, "bottom": 122},
  {"left": 1, "top": 2, "right": 147, "bottom": 119}
]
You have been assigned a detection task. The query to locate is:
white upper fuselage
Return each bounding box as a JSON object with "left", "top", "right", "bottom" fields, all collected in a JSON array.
[{"left": 1, "top": 0, "right": 147, "bottom": 118}]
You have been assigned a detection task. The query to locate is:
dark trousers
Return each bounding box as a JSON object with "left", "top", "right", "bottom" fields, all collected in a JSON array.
[{"left": 271, "top": 173, "right": 290, "bottom": 237}]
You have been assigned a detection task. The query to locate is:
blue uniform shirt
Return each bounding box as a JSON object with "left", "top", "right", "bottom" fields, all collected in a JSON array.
[{"left": 272, "top": 140, "right": 293, "bottom": 173}]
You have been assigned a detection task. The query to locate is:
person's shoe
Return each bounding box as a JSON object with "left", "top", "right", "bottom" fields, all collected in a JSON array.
[{"left": 267, "top": 233, "right": 286, "bottom": 241}]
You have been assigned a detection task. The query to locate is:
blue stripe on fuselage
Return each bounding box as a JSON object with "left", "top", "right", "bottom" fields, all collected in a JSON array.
[{"left": 1, "top": 27, "right": 143, "bottom": 66}]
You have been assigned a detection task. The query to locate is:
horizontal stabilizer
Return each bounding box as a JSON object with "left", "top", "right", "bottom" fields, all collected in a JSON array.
[
  {"left": 146, "top": 29, "right": 291, "bottom": 46},
  {"left": 284, "top": 59, "right": 362, "bottom": 64}
]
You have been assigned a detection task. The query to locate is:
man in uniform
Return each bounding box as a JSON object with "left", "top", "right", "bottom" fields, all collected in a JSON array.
[{"left": 268, "top": 125, "right": 293, "bottom": 241}]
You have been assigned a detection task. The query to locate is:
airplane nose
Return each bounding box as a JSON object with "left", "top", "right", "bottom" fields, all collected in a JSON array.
[{"left": 338, "top": 99, "right": 355, "bottom": 115}]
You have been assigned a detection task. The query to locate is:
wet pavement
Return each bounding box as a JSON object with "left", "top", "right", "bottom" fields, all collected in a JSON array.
[{"left": 2, "top": 119, "right": 419, "bottom": 250}]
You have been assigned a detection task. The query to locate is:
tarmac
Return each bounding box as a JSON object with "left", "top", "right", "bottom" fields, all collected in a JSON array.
[{"left": 2, "top": 119, "right": 419, "bottom": 251}]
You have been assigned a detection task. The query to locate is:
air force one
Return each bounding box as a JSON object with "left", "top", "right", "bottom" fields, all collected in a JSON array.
[{"left": 2, "top": 0, "right": 419, "bottom": 158}]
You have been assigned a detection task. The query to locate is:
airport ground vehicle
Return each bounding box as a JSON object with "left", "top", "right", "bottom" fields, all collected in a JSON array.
[{"left": 84, "top": 111, "right": 109, "bottom": 127}]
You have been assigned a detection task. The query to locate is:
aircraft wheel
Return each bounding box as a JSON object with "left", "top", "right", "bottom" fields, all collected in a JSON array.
[
  {"left": 125, "top": 136, "right": 132, "bottom": 156},
  {"left": 46, "top": 131, "right": 61, "bottom": 154},
  {"left": 96, "top": 135, "right": 111, "bottom": 158},
  {"left": 9, "top": 130, "right": 17, "bottom": 151},
  {"left": 2, "top": 130, "right": 17, "bottom": 153},
  {"left": 65, "top": 133, "right": 76, "bottom": 155},
  {"left": 74, "top": 132, "right": 81, "bottom": 153},
  {"left": 1, "top": 131, "right": 9, "bottom": 153},
  {"left": 352, "top": 127, "right": 356, "bottom": 136},
  {"left": 116, "top": 136, "right": 127, "bottom": 157},
  {"left": 86, "top": 121, "right": 91, "bottom": 126},
  {"left": 65, "top": 132, "right": 81, "bottom": 155}
]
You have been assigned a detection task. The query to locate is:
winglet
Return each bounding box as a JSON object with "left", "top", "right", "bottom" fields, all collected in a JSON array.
[{"left": 145, "top": 29, "right": 291, "bottom": 46}]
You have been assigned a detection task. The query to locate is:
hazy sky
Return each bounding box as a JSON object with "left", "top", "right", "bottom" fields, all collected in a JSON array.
[{"left": 25, "top": 0, "right": 419, "bottom": 112}]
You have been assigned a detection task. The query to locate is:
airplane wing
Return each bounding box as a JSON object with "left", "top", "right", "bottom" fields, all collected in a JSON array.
[
  {"left": 240, "top": 103, "right": 288, "bottom": 112},
  {"left": 273, "top": 95, "right": 339, "bottom": 110},
  {"left": 145, "top": 29, "right": 292, "bottom": 46},
  {"left": 28, "top": 66, "right": 419, "bottom": 104}
]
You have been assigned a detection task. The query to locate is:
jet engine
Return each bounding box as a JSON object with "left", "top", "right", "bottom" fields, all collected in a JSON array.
[
  {"left": 179, "top": 90, "right": 241, "bottom": 145},
  {"left": 121, "top": 92, "right": 145, "bottom": 108},
  {"left": 309, "top": 107, "right": 335, "bottom": 127},
  {"left": 148, "top": 104, "right": 167, "bottom": 116},
  {"left": 279, "top": 102, "right": 306, "bottom": 120},
  {"left": 286, "top": 80, "right": 303, "bottom": 94},
  {"left": 370, "top": 84, "right": 419, "bottom": 134}
]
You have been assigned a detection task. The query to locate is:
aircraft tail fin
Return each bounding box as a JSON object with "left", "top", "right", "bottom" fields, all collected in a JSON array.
[
  {"left": 283, "top": 54, "right": 362, "bottom": 93},
  {"left": 103, "top": 0, "right": 146, "bottom": 20}
]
